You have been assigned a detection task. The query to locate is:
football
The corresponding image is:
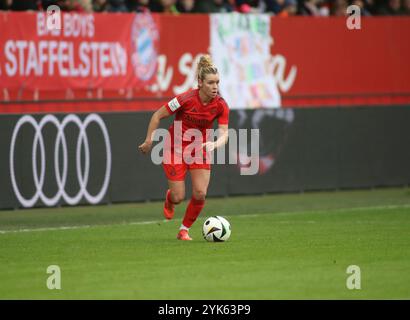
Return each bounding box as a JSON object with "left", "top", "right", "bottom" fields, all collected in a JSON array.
[{"left": 202, "top": 216, "right": 231, "bottom": 242}]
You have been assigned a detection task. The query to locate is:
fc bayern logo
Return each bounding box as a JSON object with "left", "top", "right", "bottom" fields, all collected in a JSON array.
[{"left": 130, "top": 13, "right": 159, "bottom": 82}]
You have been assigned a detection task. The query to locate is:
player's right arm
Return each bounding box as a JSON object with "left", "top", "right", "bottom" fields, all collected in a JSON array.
[{"left": 138, "top": 105, "right": 172, "bottom": 154}]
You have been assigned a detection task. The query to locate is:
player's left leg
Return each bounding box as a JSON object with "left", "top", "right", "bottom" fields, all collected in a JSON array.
[{"left": 177, "top": 169, "right": 210, "bottom": 240}]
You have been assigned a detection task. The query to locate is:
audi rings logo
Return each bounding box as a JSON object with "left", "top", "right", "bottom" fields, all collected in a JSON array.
[{"left": 10, "top": 114, "right": 112, "bottom": 208}]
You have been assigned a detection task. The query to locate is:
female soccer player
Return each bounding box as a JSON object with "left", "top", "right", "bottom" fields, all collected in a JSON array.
[{"left": 138, "top": 55, "right": 229, "bottom": 241}]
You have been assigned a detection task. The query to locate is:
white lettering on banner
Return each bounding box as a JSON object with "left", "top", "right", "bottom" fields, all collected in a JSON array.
[
  {"left": 173, "top": 53, "right": 200, "bottom": 95},
  {"left": 26, "top": 42, "right": 38, "bottom": 75},
  {"left": 37, "top": 12, "right": 61, "bottom": 37},
  {"left": 3, "top": 40, "right": 126, "bottom": 77},
  {"left": 151, "top": 50, "right": 296, "bottom": 101},
  {"left": 5, "top": 41, "right": 17, "bottom": 75},
  {"left": 68, "top": 42, "right": 79, "bottom": 77},
  {"left": 270, "top": 52, "right": 297, "bottom": 93},
  {"left": 39, "top": 41, "right": 48, "bottom": 75},
  {"left": 15, "top": 41, "right": 27, "bottom": 76},
  {"left": 100, "top": 42, "right": 111, "bottom": 77},
  {"left": 151, "top": 53, "right": 201, "bottom": 95},
  {"left": 37, "top": 12, "right": 46, "bottom": 36},
  {"left": 37, "top": 12, "right": 94, "bottom": 38},
  {"left": 151, "top": 54, "right": 173, "bottom": 92},
  {"left": 79, "top": 42, "right": 91, "bottom": 76},
  {"left": 59, "top": 41, "right": 69, "bottom": 76}
]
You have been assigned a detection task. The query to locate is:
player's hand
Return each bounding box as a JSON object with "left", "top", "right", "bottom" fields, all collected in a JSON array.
[
  {"left": 138, "top": 141, "right": 152, "bottom": 154},
  {"left": 202, "top": 141, "right": 217, "bottom": 153}
]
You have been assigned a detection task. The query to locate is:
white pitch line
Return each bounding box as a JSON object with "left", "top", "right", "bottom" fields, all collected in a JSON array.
[
  {"left": 0, "top": 225, "right": 92, "bottom": 234},
  {"left": 235, "top": 204, "right": 410, "bottom": 218},
  {"left": 0, "top": 219, "right": 168, "bottom": 235},
  {"left": 0, "top": 204, "right": 408, "bottom": 235}
]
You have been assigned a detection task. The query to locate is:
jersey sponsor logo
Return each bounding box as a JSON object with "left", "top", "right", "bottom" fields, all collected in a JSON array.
[
  {"left": 183, "top": 114, "right": 209, "bottom": 127},
  {"left": 168, "top": 97, "right": 181, "bottom": 112}
]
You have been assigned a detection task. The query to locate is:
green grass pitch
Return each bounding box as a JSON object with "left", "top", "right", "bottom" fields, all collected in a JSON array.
[{"left": 0, "top": 187, "right": 409, "bottom": 299}]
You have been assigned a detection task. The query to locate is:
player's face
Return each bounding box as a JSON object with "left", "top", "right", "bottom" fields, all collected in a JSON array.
[{"left": 199, "top": 73, "right": 219, "bottom": 100}]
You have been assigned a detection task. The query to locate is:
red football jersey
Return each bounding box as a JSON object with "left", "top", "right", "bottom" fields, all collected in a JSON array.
[{"left": 165, "top": 88, "right": 230, "bottom": 152}]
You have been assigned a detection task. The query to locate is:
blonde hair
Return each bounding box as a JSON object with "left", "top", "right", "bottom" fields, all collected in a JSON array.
[{"left": 197, "top": 55, "right": 218, "bottom": 82}]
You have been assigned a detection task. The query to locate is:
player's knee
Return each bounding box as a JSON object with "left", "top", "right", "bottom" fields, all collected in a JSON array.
[
  {"left": 192, "top": 190, "right": 207, "bottom": 201},
  {"left": 171, "top": 192, "right": 185, "bottom": 204}
]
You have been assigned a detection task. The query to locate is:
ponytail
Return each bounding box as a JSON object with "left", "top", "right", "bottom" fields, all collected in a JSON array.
[{"left": 197, "top": 55, "right": 218, "bottom": 82}]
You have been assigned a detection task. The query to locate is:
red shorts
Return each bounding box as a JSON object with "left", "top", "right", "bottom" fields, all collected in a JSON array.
[{"left": 162, "top": 158, "right": 211, "bottom": 181}]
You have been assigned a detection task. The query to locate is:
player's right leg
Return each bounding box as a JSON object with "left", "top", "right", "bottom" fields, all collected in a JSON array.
[
  {"left": 162, "top": 161, "right": 187, "bottom": 220},
  {"left": 164, "top": 179, "right": 185, "bottom": 220}
]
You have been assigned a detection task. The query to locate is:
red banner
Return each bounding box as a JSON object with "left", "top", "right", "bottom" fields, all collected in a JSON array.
[
  {"left": 0, "top": 11, "right": 160, "bottom": 90},
  {"left": 1, "top": 13, "right": 409, "bottom": 113},
  {"left": 137, "top": 14, "right": 209, "bottom": 99},
  {"left": 269, "top": 17, "right": 410, "bottom": 107}
]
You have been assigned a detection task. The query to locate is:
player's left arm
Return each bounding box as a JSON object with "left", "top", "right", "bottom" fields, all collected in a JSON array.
[
  {"left": 203, "top": 98, "right": 230, "bottom": 152},
  {"left": 214, "top": 124, "right": 229, "bottom": 148},
  {"left": 203, "top": 124, "right": 228, "bottom": 152}
]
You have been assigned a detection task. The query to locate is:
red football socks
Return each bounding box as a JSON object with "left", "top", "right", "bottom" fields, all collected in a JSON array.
[{"left": 182, "top": 196, "right": 205, "bottom": 228}]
